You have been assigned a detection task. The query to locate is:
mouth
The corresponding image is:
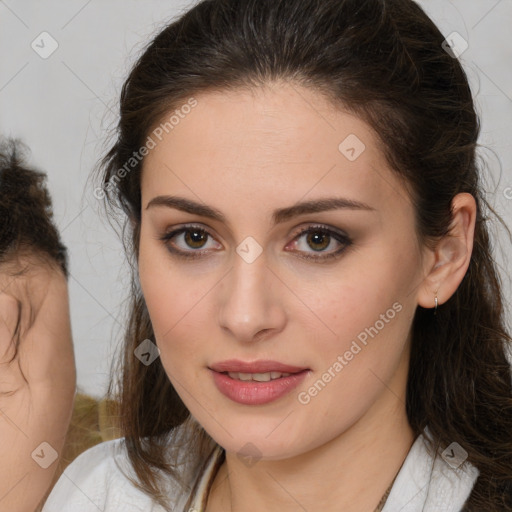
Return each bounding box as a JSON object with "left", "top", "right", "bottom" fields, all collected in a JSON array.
[{"left": 208, "top": 360, "right": 310, "bottom": 405}]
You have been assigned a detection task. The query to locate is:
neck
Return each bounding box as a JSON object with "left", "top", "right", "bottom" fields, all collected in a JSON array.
[{"left": 206, "top": 386, "right": 415, "bottom": 512}]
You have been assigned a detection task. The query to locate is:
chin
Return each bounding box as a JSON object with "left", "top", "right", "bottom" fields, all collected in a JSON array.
[{"left": 200, "top": 418, "right": 306, "bottom": 460}]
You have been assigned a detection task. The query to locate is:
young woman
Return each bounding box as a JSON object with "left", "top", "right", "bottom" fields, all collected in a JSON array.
[{"left": 43, "top": 0, "right": 512, "bottom": 511}]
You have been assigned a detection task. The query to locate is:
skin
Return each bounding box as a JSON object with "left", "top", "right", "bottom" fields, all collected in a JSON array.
[
  {"left": 138, "top": 81, "right": 476, "bottom": 512},
  {"left": 0, "top": 253, "right": 76, "bottom": 512}
]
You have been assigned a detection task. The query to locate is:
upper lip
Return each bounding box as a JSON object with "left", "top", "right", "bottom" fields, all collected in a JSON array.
[{"left": 209, "top": 359, "right": 308, "bottom": 374}]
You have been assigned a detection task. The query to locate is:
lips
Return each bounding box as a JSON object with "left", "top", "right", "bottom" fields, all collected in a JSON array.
[
  {"left": 209, "top": 359, "right": 308, "bottom": 374},
  {"left": 209, "top": 359, "right": 310, "bottom": 405}
]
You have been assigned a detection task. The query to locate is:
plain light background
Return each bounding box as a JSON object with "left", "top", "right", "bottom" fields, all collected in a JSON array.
[{"left": 1, "top": 0, "right": 511, "bottom": 398}]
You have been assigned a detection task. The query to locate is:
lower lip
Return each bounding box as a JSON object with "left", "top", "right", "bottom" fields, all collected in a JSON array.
[{"left": 210, "top": 369, "right": 309, "bottom": 405}]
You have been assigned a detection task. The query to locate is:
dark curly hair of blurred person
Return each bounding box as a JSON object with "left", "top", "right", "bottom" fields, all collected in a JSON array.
[{"left": 0, "top": 137, "right": 68, "bottom": 276}]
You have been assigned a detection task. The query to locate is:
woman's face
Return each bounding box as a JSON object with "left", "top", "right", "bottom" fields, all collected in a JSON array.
[{"left": 138, "top": 82, "right": 429, "bottom": 459}]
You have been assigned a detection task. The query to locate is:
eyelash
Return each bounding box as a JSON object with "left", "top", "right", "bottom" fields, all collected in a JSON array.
[{"left": 158, "top": 224, "right": 352, "bottom": 262}]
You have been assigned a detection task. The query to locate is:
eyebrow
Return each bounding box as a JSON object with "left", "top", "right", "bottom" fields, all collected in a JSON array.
[{"left": 146, "top": 195, "right": 375, "bottom": 225}]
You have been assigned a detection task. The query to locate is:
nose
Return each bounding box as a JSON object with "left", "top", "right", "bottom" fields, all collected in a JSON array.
[{"left": 217, "top": 252, "right": 287, "bottom": 343}]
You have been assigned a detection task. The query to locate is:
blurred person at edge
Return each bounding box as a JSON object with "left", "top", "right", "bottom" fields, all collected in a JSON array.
[{"left": 0, "top": 140, "right": 76, "bottom": 512}]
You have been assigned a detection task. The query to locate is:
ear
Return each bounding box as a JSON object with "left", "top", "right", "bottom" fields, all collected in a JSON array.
[{"left": 417, "top": 193, "right": 477, "bottom": 310}]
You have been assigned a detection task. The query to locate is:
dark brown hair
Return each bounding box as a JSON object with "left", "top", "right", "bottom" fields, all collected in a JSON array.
[
  {"left": 97, "top": 0, "right": 512, "bottom": 510},
  {"left": 0, "top": 138, "right": 68, "bottom": 276}
]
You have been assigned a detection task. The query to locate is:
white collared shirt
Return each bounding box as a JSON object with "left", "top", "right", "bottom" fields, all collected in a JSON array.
[{"left": 42, "top": 428, "right": 479, "bottom": 512}]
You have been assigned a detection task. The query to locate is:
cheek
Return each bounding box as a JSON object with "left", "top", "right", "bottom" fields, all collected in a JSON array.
[
  {"left": 314, "top": 291, "right": 408, "bottom": 382},
  {"left": 299, "top": 264, "right": 399, "bottom": 341},
  {"left": 139, "top": 231, "right": 193, "bottom": 333},
  {"left": 295, "top": 285, "right": 412, "bottom": 437},
  {"left": 138, "top": 254, "right": 213, "bottom": 376},
  {"left": 139, "top": 273, "right": 204, "bottom": 395},
  {"left": 298, "top": 249, "right": 415, "bottom": 384}
]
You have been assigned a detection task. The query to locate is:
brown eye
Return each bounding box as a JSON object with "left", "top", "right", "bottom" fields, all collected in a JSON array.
[
  {"left": 159, "top": 225, "right": 222, "bottom": 259},
  {"left": 306, "top": 231, "right": 331, "bottom": 251},
  {"left": 184, "top": 229, "right": 208, "bottom": 249},
  {"left": 286, "top": 224, "right": 352, "bottom": 262}
]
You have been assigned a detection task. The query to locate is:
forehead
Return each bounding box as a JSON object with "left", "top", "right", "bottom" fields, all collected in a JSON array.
[{"left": 141, "top": 82, "right": 412, "bottom": 219}]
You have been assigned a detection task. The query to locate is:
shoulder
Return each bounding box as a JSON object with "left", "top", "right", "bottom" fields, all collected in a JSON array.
[{"left": 41, "top": 438, "right": 184, "bottom": 512}]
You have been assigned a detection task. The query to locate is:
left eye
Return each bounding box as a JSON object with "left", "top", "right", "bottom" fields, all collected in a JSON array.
[{"left": 286, "top": 226, "right": 352, "bottom": 260}]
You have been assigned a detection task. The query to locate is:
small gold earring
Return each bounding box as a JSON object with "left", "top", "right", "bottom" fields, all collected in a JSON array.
[{"left": 434, "top": 290, "right": 438, "bottom": 315}]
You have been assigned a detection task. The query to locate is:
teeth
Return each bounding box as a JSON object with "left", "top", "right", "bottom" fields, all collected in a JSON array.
[{"left": 227, "top": 371, "right": 292, "bottom": 381}]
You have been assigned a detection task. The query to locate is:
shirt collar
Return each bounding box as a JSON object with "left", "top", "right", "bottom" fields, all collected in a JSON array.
[
  {"left": 382, "top": 428, "right": 479, "bottom": 512},
  {"left": 188, "top": 428, "right": 479, "bottom": 512}
]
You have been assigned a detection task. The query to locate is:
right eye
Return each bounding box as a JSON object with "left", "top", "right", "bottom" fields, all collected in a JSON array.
[{"left": 159, "top": 225, "right": 222, "bottom": 259}]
